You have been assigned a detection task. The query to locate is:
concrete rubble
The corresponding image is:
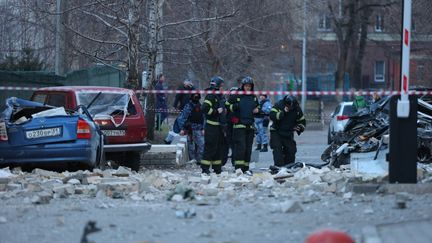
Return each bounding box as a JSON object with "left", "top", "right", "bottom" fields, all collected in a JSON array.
[{"left": 0, "top": 161, "right": 431, "bottom": 206}]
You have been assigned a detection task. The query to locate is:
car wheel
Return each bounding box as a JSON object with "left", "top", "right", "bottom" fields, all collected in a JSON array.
[{"left": 327, "top": 127, "right": 332, "bottom": 144}]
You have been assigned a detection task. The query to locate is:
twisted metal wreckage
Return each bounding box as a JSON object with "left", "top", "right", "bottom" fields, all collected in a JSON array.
[{"left": 321, "top": 94, "right": 432, "bottom": 168}]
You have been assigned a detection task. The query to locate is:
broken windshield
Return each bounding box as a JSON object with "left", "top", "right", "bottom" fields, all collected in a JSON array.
[{"left": 76, "top": 92, "right": 130, "bottom": 117}]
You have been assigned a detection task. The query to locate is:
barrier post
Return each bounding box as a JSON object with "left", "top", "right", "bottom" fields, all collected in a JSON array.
[{"left": 388, "top": 0, "right": 417, "bottom": 183}]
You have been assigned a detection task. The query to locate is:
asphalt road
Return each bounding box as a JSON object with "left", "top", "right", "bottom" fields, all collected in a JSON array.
[{"left": 1, "top": 129, "right": 432, "bottom": 243}]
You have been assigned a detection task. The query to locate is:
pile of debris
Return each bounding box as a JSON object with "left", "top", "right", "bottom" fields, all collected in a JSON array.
[
  {"left": 1, "top": 162, "right": 432, "bottom": 205},
  {"left": 322, "top": 95, "right": 432, "bottom": 167}
]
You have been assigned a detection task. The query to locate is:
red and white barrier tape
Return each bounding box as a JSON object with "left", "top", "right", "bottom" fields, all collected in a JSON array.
[{"left": 1, "top": 86, "right": 432, "bottom": 96}]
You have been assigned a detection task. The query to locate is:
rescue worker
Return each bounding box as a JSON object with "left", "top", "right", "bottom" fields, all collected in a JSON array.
[
  {"left": 254, "top": 94, "right": 272, "bottom": 152},
  {"left": 269, "top": 95, "right": 306, "bottom": 167},
  {"left": 222, "top": 86, "right": 240, "bottom": 166},
  {"left": 227, "top": 76, "right": 259, "bottom": 174},
  {"left": 201, "top": 76, "right": 225, "bottom": 174},
  {"left": 173, "top": 79, "right": 195, "bottom": 111},
  {"left": 176, "top": 92, "right": 205, "bottom": 165}
]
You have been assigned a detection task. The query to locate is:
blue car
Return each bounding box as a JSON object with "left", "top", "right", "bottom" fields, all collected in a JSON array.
[{"left": 0, "top": 97, "right": 104, "bottom": 169}]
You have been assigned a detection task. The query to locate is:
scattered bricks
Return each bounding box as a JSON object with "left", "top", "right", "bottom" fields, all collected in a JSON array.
[
  {"left": 187, "top": 176, "right": 202, "bottom": 184},
  {"left": 275, "top": 200, "right": 304, "bottom": 213},
  {"left": 381, "top": 184, "right": 432, "bottom": 194},
  {"left": 53, "top": 185, "right": 75, "bottom": 198},
  {"left": 200, "top": 175, "right": 211, "bottom": 185},
  {"left": 97, "top": 178, "right": 139, "bottom": 198},
  {"left": 62, "top": 172, "right": 85, "bottom": 184},
  {"left": 349, "top": 184, "right": 380, "bottom": 194},
  {"left": 152, "top": 177, "right": 169, "bottom": 189},
  {"left": 0, "top": 178, "right": 10, "bottom": 191},
  {"left": 31, "top": 191, "right": 53, "bottom": 204},
  {"left": 112, "top": 166, "right": 131, "bottom": 177},
  {"left": 67, "top": 179, "right": 81, "bottom": 185},
  {"left": 0, "top": 177, "right": 10, "bottom": 184},
  {"left": 24, "top": 183, "right": 43, "bottom": 192},
  {"left": 6, "top": 183, "right": 22, "bottom": 191},
  {"left": 102, "top": 170, "right": 112, "bottom": 178},
  {"left": 41, "top": 179, "right": 64, "bottom": 190},
  {"left": 33, "top": 168, "right": 61, "bottom": 178},
  {"left": 84, "top": 176, "right": 102, "bottom": 185}
]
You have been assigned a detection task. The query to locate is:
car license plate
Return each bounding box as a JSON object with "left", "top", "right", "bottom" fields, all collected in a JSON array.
[
  {"left": 0, "top": 122, "right": 8, "bottom": 141},
  {"left": 25, "top": 127, "right": 62, "bottom": 139},
  {"left": 102, "top": 130, "right": 125, "bottom": 136}
]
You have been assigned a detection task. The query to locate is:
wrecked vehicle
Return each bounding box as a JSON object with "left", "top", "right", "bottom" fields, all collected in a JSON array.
[
  {"left": 322, "top": 96, "right": 391, "bottom": 167},
  {"left": 0, "top": 97, "right": 104, "bottom": 169},
  {"left": 322, "top": 94, "right": 432, "bottom": 167},
  {"left": 31, "top": 86, "right": 151, "bottom": 171}
]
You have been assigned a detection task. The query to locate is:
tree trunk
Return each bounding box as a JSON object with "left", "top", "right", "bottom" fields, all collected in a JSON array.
[
  {"left": 333, "top": 0, "right": 358, "bottom": 90},
  {"left": 145, "top": 0, "right": 163, "bottom": 140},
  {"left": 125, "top": 0, "right": 141, "bottom": 90},
  {"left": 352, "top": 6, "right": 371, "bottom": 89}
]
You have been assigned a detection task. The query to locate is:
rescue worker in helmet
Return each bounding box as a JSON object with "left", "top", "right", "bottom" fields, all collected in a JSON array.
[
  {"left": 201, "top": 76, "right": 225, "bottom": 174},
  {"left": 226, "top": 76, "right": 259, "bottom": 174},
  {"left": 176, "top": 92, "right": 205, "bottom": 165},
  {"left": 269, "top": 95, "right": 306, "bottom": 167},
  {"left": 222, "top": 85, "right": 241, "bottom": 166}
]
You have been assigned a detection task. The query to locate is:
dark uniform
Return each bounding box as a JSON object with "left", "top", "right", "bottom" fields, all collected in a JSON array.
[
  {"left": 222, "top": 87, "right": 239, "bottom": 166},
  {"left": 173, "top": 79, "right": 195, "bottom": 111},
  {"left": 175, "top": 93, "right": 205, "bottom": 164},
  {"left": 226, "top": 77, "right": 259, "bottom": 173},
  {"left": 269, "top": 96, "right": 306, "bottom": 167},
  {"left": 201, "top": 76, "right": 225, "bottom": 174}
]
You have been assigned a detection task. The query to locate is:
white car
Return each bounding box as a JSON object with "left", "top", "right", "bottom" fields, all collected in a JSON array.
[{"left": 327, "top": 101, "right": 354, "bottom": 144}]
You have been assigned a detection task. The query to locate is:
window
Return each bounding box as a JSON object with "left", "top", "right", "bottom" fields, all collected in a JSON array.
[
  {"left": 374, "top": 61, "right": 385, "bottom": 82},
  {"left": 375, "top": 14, "right": 384, "bottom": 32},
  {"left": 32, "top": 94, "right": 47, "bottom": 104},
  {"left": 47, "top": 94, "right": 66, "bottom": 107},
  {"left": 318, "top": 14, "right": 331, "bottom": 31}
]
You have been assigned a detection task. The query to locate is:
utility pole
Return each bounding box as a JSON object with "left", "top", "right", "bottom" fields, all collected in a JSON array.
[
  {"left": 55, "top": 0, "right": 65, "bottom": 76},
  {"left": 301, "top": 0, "right": 307, "bottom": 111}
]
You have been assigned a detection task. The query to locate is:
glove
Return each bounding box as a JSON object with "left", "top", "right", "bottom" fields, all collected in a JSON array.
[{"left": 293, "top": 125, "right": 304, "bottom": 135}]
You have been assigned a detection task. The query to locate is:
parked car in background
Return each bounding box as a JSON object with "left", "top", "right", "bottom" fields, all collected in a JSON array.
[
  {"left": 0, "top": 97, "right": 103, "bottom": 169},
  {"left": 328, "top": 101, "right": 353, "bottom": 144},
  {"left": 31, "top": 86, "right": 151, "bottom": 171}
]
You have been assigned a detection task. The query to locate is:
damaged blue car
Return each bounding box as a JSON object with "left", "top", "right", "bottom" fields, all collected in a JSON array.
[{"left": 0, "top": 97, "right": 104, "bottom": 169}]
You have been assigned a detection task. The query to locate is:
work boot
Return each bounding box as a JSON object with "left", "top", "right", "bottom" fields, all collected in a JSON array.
[
  {"left": 260, "top": 144, "right": 268, "bottom": 152},
  {"left": 255, "top": 144, "right": 262, "bottom": 151},
  {"left": 242, "top": 165, "right": 253, "bottom": 176},
  {"left": 213, "top": 165, "right": 222, "bottom": 174},
  {"left": 201, "top": 164, "right": 210, "bottom": 175}
]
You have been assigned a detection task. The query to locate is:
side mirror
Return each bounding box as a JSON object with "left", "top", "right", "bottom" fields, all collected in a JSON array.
[{"left": 330, "top": 112, "right": 334, "bottom": 117}]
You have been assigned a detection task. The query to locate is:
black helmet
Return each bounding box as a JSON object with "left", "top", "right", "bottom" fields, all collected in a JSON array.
[
  {"left": 284, "top": 95, "right": 294, "bottom": 107},
  {"left": 241, "top": 76, "right": 254, "bottom": 85},
  {"left": 210, "top": 76, "right": 224, "bottom": 89},
  {"left": 241, "top": 76, "right": 254, "bottom": 91}
]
